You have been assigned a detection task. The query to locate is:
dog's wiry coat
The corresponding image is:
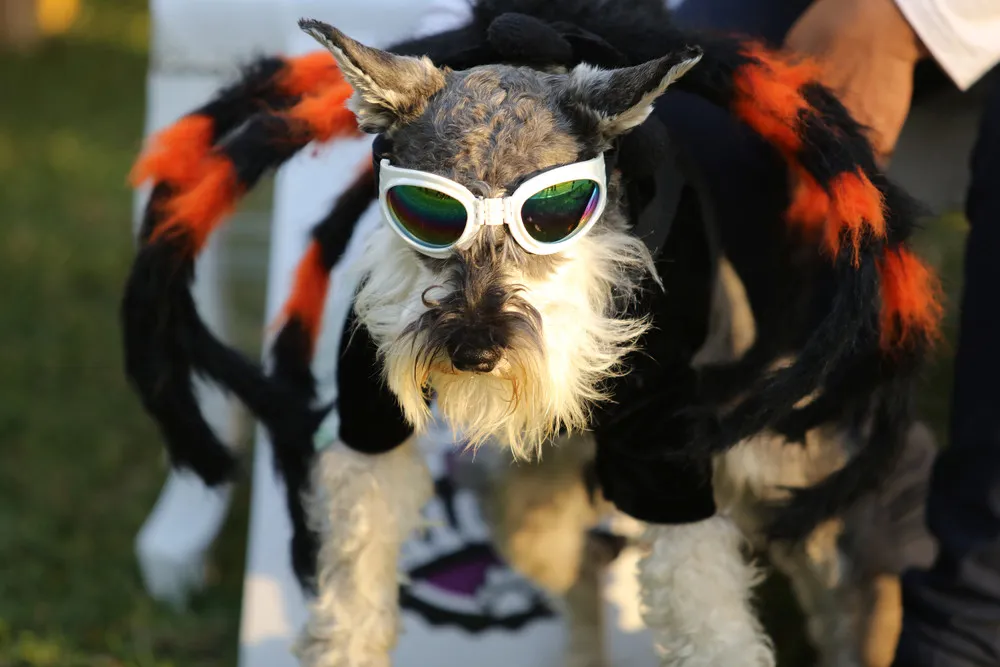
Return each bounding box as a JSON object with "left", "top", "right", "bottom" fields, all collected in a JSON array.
[{"left": 296, "top": 438, "right": 432, "bottom": 667}]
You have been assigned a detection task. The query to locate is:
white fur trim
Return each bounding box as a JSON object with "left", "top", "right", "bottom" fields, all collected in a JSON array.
[
  {"left": 294, "top": 439, "right": 432, "bottom": 667},
  {"left": 637, "top": 516, "right": 775, "bottom": 667}
]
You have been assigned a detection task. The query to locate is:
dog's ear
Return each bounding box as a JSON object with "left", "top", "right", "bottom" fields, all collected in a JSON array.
[
  {"left": 299, "top": 19, "right": 447, "bottom": 132},
  {"left": 563, "top": 47, "right": 702, "bottom": 140}
]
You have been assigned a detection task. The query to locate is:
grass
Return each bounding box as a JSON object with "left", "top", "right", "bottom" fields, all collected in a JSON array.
[
  {"left": 911, "top": 212, "right": 969, "bottom": 448},
  {"left": 0, "top": 2, "right": 258, "bottom": 665},
  {"left": 0, "top": 1, "right": 969, "bottom": 665}
]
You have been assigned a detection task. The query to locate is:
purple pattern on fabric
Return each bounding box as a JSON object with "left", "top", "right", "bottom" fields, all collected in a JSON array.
[{"left": 424, "top": 553, "right": 501, "bottom": 595}]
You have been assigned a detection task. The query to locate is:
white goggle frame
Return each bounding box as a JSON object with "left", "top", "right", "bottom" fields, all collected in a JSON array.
[{"left": 376, "top": 153, "right": 608, "bottom": 258}]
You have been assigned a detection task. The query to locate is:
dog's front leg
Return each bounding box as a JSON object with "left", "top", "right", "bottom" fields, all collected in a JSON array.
[
  {"left": 294, "top": 437, "right": 432, "bottom": 667},
  {"left": 637, "top": 515, "right": 775, "bottom": 667}
]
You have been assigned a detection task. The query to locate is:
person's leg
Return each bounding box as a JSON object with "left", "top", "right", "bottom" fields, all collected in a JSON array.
[{"left": 892, "top": 75, "right": 1000, "bottom": 667}]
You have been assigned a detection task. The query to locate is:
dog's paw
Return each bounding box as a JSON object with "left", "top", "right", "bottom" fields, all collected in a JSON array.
[{"left": 293, "top": 621, "right": 396, "bottom": 667}]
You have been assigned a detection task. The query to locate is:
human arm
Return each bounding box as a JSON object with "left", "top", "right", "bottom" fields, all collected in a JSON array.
[
  {"left": 784, "top": 0, "right": 1000, "bottom": 163},
  {"left": 783, "top": 0, "right": 930, "bottom": 163}
]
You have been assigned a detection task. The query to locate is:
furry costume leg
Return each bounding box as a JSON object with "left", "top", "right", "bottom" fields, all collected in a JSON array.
[
  {"left": 637, "top": 516, "right": 775, "bottom": 667},
  {"left": 620, "top": 259, "right": 766, "bottom": 667},
  {"left": 294, "top": 438, "right": 432, "bottom": 667}
]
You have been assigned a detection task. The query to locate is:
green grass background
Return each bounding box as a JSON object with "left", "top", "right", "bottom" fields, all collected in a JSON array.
[
  {"left": 0, "top": 1, "right": 969, "bottom": 665},
  {"left": 0, "top": 2, "right": 257, "bottom": 665}
]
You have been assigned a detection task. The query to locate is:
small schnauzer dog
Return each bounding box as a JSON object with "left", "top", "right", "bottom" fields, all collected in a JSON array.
[{"left": 123, "top": 1, "right": 943, "bottom": 665}]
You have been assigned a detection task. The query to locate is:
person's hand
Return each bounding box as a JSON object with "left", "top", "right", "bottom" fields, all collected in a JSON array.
[{"left": 784, "top": 0, "right": 930, "bottom": 164}]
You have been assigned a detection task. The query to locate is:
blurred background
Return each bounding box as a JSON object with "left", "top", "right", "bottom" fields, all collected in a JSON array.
[
  {"left": 1, "top": 1, "right": 269, "bottom": 665},
  {"left": 0, "top": 0, "right": 972, "bottom": 665}
]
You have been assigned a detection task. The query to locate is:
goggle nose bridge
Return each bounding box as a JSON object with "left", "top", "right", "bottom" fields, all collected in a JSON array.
[{"left": 475, "top": 197, "right": 515, "bottom": 227}]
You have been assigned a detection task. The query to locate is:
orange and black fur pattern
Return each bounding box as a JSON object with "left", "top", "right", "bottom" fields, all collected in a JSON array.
[{"left": 123, "top": 0, "right": 942, "bottom": 593}]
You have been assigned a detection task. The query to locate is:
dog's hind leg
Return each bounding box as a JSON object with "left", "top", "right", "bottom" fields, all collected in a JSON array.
[
  {"left": 718, "top": 432, "right": 866, "bottom": 667},
  {"left": 561, "top": 532, "right": 623, "bottom": 667},
  {"left": 784, "top": 422, "right": 937, "bottom": 667},
  {"left": 294, "top": 437, "right": 433, "bottom": 667},
  {"left": 762, "top": 421, "right": 938, "bottom": 667},
  {"left": 483, "top": 435, "right": 599, "bottom": 594},
  {"left": 769, "top": 522, "right": 907, "bottom": 667},
  {"left": 768, "top": 518, "right": 867, "bottom": 667},
  {"left": 469, "top": 434, "right": 610, "bottom": 667},
  {"left": 772, "top": 522, "right": 906, "bottom": 667},
  {"left": 637, "top": 516, "right": 776, "bottom": 667}
]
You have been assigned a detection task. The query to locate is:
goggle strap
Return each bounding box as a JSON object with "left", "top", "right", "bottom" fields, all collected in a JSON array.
[
  {"left": 371, "top": 133, "right": 393, "bottom": 192},
  {"left": 603, "top": 144, "right": 618, "bottom": 183}
]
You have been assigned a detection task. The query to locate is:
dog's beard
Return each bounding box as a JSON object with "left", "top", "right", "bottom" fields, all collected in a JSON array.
[{"left": 349, "top": 222, "right": 656, "bottom": 459}]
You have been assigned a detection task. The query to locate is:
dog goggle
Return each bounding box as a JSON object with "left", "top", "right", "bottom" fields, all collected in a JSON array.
[{"left": 376, "top": 154, "right": 608, "bottom": 257}]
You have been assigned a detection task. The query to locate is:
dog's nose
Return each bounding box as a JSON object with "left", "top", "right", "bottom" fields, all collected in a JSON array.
[{"left": 448, "top": 343, "right": 502, "bottom": 373}]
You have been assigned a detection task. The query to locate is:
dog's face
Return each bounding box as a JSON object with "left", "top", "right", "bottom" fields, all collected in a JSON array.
[{"left": 302, "top": 21, "right": 700, "bottom": 455}]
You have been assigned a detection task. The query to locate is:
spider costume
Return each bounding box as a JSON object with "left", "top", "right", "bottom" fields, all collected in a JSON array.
[{"left": 124, "top": 0, "right": 942, "bottom": 611}]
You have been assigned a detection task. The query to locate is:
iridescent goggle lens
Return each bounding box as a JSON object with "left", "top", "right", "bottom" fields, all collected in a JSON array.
[
  {"left": 386, "top": 185, "right": 469, "bottom": 248},
  {"left": 520, "top": 179, "right": 600, "bottom": 244}
]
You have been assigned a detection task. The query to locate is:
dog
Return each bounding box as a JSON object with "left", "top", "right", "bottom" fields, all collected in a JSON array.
[
  {"left": 122, "top": 2, "right": 943, "bottom": 665},
  {"left": 288, "top": 21, "right": 940, "bottom": 667}
]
